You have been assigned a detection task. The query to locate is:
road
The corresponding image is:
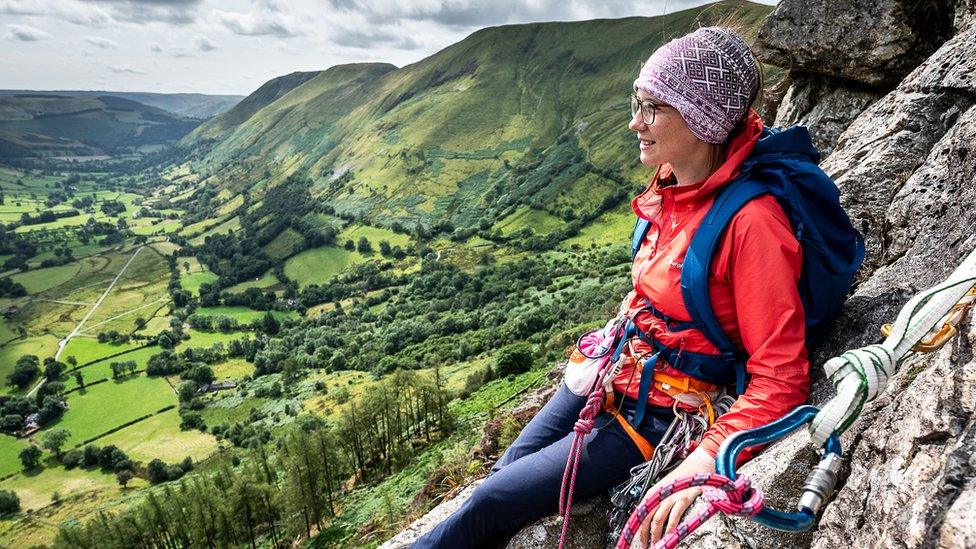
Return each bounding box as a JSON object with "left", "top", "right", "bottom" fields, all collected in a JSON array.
[{"left": 27, "top": 246, "right": 144, "bottom": 398}]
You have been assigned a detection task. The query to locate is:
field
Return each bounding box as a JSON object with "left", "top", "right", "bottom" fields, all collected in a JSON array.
[
  {"left": 0, "top": 436, "right": 28, "bottom": 478},
  {"left": 178, "top": 257, "right": 219, "bottom": 296},
  {"left": 494, "top": 206, "right": 568, "bottom": 236},
  {"left": 62, "top": 346, "right": 161, "bottom": 391},
  {"left": 96, "top": 408, "right": 219, "bottom": 463},
  {"left": 194, "top": 306, "right": 298, "bottom": 323},
  {"left": 224, "top": 270, "right": 280, "bottom": 293},
  {"left": 284, "top": 245, "right": 367, "bottom": 288},
  {"left": 60, "top": 337, "right": 141, "bottom": 366},
  {"left": 43, "top": 375, "right": 177, "bottom": 448}
]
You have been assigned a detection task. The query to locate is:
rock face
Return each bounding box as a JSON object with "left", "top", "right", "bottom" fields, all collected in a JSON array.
[
  {"left": 383, "top": 2, "right": 976, "bottom": 548},
  {"left": 772, "top": 75, "right": 882, "bottom": 157},
  {"left": 756, "top": 0, "right": 954, "bottom": 86}
]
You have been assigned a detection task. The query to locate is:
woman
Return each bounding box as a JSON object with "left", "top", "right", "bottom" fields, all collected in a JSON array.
[{"left": 413, "top": 26, "right": 810, "bottom": 548}]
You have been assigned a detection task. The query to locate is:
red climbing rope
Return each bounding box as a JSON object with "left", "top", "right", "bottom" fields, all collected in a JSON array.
[
  {"left": 557, "top": 322, "right": 623, "bottom": 549},
  {"left": 614, "top": 472, "right": 764, "bottom": 549}
]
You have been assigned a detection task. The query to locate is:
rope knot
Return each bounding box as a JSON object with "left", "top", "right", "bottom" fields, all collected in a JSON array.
[
  {"left": 703, "top": 476, "right": 764, "bottom": 517},
  {"left": 574, "top": 417, "right": 595, "bottom": 434}
]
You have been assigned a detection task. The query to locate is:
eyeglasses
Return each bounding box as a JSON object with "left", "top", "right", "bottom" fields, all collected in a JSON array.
[{"left": 630, "top": 93, "right": 665, "bottom": 125}]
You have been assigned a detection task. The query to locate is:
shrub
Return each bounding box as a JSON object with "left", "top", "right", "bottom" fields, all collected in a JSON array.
[
  {"left": 494, "top": 343, "right": 534, "bottom": 377},
  {"left": 0, "top": 490, "right": 19, "bottom": 515}
]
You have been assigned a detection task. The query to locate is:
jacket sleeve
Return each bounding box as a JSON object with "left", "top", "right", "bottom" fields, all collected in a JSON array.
[{"left": 697, "top": 196, "right": 811, "bottom": 461}]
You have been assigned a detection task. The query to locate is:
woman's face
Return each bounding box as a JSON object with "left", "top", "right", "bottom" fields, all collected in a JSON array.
[{"left": 628, "top": 89, "right": 702, "bottom": 167}]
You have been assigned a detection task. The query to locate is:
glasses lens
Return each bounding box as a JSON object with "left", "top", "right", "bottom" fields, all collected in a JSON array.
[{"left": 631, "top": 95, "right": 639, "bottom": 118}]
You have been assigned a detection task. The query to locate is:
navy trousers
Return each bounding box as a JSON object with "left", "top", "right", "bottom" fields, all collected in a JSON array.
[{"left": 413, "top": 382, "right": 675, "bottom": 548}]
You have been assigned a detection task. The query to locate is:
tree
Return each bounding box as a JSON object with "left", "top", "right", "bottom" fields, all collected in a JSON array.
[
  {"left": 147, "top": 459, "right": 168, "bottom": 484},
  {"left": 0, "top": 490, "right": 19, "bottom": 515},
  {"left": 116, "top": 469, "right": 134, "bottom": 488},
  {"left": 157, "top": 331, "right": 175, "bottom": 349},
  {"left": 357, "top": 236, "right": 372, "bottom": 254},
  {"left": 494, "top": 343, "right": 534, "bottom": 377},
  {"left": 19, "top": 446, "right": 41, "bottom": 470},
  {"left": 7, "top": 355, "right": 40, "bottom": 389},
  {"left": 74, "top": 370, "right": 84, "bottom": 388},
  {"left": 260, "top": 312, "right": 280, "bottom": 335},
  {"left": 43, "top": 359, "right": 65, "bottom": 380},
  {"left": 178, "top": 381, "right": 198, "bottom": 402},
  {"left": 41, "top": 428, "right": 70, "bottom": 458}
]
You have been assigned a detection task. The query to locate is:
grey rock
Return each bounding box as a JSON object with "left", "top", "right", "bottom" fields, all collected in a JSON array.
[
  {"left": 955, "top": 0, "right": 976, "bottom": 30},
  {"left": 756, "top": 0, "right": 954, "bottom": 86},
  {"left": 772, "top": 74, "right": 882, "bottom": 157}
]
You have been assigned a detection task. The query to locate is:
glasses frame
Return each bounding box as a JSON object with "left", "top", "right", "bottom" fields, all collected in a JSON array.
[{"left": 630, "top": 93, "right": 664, "bottom": 126}]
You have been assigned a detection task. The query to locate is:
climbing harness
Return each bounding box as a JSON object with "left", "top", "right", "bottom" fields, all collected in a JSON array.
[
  {"left": 612, "top": 244, "right": 976, "bottom": 548},
  {"left": 606, "top": 395, "right": 735, "bottom": 545}
]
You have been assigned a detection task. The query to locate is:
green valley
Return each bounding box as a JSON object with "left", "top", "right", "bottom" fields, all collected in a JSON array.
[{"left": 0, "top": 2, "right": 776, "bottom": 548}]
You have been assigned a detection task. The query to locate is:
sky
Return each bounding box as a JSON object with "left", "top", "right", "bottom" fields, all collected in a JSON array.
[{"left": 1, "top": 0, "right": 777, "bottom": 96}]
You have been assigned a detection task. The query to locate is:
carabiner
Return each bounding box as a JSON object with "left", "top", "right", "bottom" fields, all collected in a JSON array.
[{"left": 715, "top": 405, "right": 843, "bottom": 532}]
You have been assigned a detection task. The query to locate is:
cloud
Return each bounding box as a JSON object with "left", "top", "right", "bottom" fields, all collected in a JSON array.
[
  {"left": 6, "top": 24, "right": 51, "bottom": 41},
  {"left": 331, "top": 26, "right": 424, "bottom": 50},
  {"left": 105, "top": 63, "right": 146, "bottom": 74},
  {"left": 146, "top": 41, "right": 196, "bottom": 57},
  {"left": 0, "top": 0, "right": 113, "bottom": 27},
  {"left": 212, "top": 8, "right": 304, "bottom": 38},
  {"left": 94, "top": 0, "right": 203, "bottom": 25},
  {"left": 195, "top": 35, "right": 217, "bottom": 51},
  {"left": 83, "top": 35, "right": 119, "bottom": 48}
]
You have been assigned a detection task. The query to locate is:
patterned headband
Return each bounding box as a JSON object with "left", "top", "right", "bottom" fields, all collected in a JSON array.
[{"left": 633, "top": 27, "right": 759, "bottom": 144}]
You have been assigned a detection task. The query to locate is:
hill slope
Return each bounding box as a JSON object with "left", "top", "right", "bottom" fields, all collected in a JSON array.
[
  {"left": 0, "top": 94, "right": 200, "bottom": 158},
  {"left": 0, "top": 90, "right": 243, "bottom": 119},
  {"left": 180, "top": 70, "right": 334, "bottom": 144},
  {"left": 180, "top": 1, "right": 773, "bottom": 232}
]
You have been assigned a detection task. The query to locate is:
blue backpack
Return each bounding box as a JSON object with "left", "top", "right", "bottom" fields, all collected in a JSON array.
[{"left": 630, "top": 126, "right": 865, "bottom": 395}]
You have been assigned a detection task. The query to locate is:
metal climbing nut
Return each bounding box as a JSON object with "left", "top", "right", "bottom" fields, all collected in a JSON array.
[{"left": 797, "top": 452, "right": 842, "bottom": 515}]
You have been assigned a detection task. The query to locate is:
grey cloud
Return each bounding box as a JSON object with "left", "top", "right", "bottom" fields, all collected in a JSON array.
[
  {"left": 6, "top": 24, "right": 51, "bottom": 41},
  {"left": 331, "top": 27, "right": 399, "bottom": 48},
  {"left": 195, "top": 35, "right": 217, "bottom": 51},
  {"left": 325, "top": 0, "right": 716, "bottom": 28},
  {"left": 146, "top": 41, "right": 196, "bottom": 57},
  {"left": 82, "top": 0, "right": 203, "bottom": 25},
  {"left": 84, "top": 35, "right": 119, "bottom": 48},
  {"left": 105, "top": 63, "right": 146, "bottom": 74},
  {"left": 0, "top": 0, "right": 113, "bottom": 27},
  {"left": 213, "top": 8, "right": 304, "bottom": 37}
]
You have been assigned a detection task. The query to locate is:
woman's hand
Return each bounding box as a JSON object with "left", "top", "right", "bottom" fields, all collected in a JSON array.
[{"left": 636, "top": 447, "right": 716, "bottom": 548}]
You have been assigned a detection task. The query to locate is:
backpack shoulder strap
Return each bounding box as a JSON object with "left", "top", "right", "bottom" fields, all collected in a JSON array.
[
  {"left": 631, "top": 217, "right": 651, "bottom": 261},
  {"left": 680, "top": 177, "right": 769, "bottom": 395}
]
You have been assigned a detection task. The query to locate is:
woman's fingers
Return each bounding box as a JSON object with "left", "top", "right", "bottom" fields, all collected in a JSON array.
[
  {"left": 649, "top": 497, "right": 675, "bottom": 544},
  {"left": 665, "top": 493, "right": 696, "bottom": 536}
]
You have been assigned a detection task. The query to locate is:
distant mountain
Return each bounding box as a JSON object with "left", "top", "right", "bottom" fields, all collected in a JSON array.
[
  {"left": 0, "top": 94, "right": 201, "bottom": 158},
  {"left": 181, "top": 0, "right": 773, "bottom": 230},
  {"left": 0, "top": 90, "right": 243, "bottom": 119},
  {"left": 182, "top": 70, "right": 335, "bottom": 144}
]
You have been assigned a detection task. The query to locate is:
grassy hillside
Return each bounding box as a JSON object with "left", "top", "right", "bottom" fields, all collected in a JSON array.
[
  {"left": 0, "top": 4, "right": 777, "bottom": 547},
  {"left": 179, "top": 0, "right": 772, "bottom": 233},
  {"left": 180, "top": 70, "right": 331, "bottom": 144},
  {"left": 0, "top": 90, "right": 243, "bottom": 119},
  {"left": 0, "top": 94, "right": 199, "bottom": 158}
]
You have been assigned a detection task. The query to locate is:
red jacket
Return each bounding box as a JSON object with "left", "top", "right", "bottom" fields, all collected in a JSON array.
[{"left": 613, "top": 111, "right": 810, "bottom": 458}]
